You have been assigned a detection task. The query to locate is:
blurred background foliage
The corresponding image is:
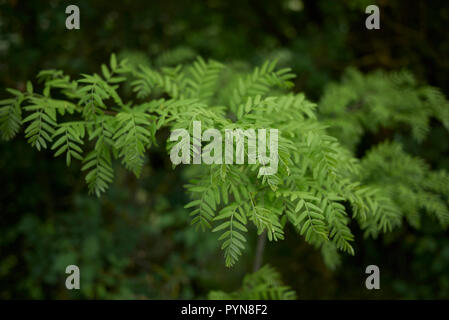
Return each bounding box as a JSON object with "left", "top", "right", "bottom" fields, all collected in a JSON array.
[{"left": 1, "top": 0, "right": 449, "bottom": 299}]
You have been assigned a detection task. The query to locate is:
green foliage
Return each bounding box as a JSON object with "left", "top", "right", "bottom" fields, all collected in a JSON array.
[
  {"left": 51, "top": 122, "right": 85, "bottom": 166},
  {"left": 359, "top": 142, "right": 449, "bottom": 230},
  {"left": 208, "top": 264, "right": 296, "bottom": 300},
  {"left": 319, "top": 68, "right": 449, "bottom": 151},
  {"left": 0, "top": 185, "right": 220, "bottom": 299},
  {"left": 82, "top": 115, "right": 115, "bottom": 196},
  {"left": 22, "top": 96, "right": 58, "bottom": 151},
  {"left": 1, "top": 54, "right": 448, "bottom": 272},
  {"left": 213, "top": 204, "right": 248, "bottom": 268},
  {"left": 0, "top": 89, "right": 23, "bottom": 141},
  {"left": 318, "top": 69, "right": 449, "bottom": 241},
  {"left": 82, "top": 149, "right": 114, "bottom": 197},
  {"left": 114, "top": 108, "right": 156, "bottom": 176}
]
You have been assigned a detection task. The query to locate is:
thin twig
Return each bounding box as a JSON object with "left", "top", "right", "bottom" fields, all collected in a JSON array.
[{"left": 253, "top": 230, "right": 267, "bottom": 272}]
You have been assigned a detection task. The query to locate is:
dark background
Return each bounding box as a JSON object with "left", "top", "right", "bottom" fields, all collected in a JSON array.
[{"left": 1, "top": 0, "right": 449, "bottom": 299}]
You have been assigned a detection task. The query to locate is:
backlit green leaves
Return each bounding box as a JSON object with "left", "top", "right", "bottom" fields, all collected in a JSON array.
[
  {"left": 289, "top": 194, "right": 328, "bottom": 243},
  {"left": 185, "top": 57, "right": 224, "bottom": 102},
  {"left": 51, "top": 122, "right": 84, "bottom": 166},
  {"left": 213, "top": 204, "right": 248, "bottom": 267},
  {"left": 208, "top": 264, "right": 296, "bottom": 300},
  {"left": 2, "top": 54, "right": 449, "bottom": 270},
  {"left": 230, "top": 59, "right": 296, "bottom": 112},
  {"left": 82, "top": 149, "right": 113, "bottom": 197},
  {"left": 185, "top": 184, "right": 220, "bottom": 231},
  {"left": 77, "top": 74, "right": 110, "bottom": 118},
  {"left": 325, "top": 199, "right": 354, "bottom": 255},
  {"left": 114, "top": 109, "right": 155, "bottom": 176},
  {"left": 0, "top": 89, "right": 23, "bottom": 141},
  {"left": 250, "top": 203, "right": 284, "bottom": 242},
  {"left": 23, "top": 97, "right": 57, "bottom": 151}
]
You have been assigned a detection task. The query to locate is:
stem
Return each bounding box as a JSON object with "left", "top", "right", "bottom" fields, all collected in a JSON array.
[
  {"left": 251, "top": 192, "right": 267, "bottom": 272},
  {"left": 253, "top": 229, "right": 267, "bottom": 272}
]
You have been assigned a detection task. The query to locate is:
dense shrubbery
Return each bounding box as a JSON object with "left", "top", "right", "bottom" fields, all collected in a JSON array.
[{"left": 1, "top": 0, "right": 449, "bottom": 299}]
